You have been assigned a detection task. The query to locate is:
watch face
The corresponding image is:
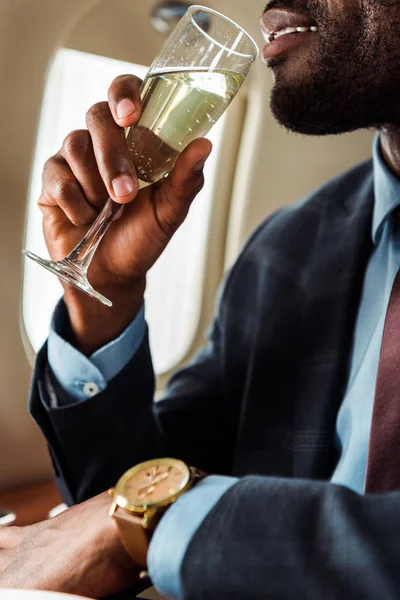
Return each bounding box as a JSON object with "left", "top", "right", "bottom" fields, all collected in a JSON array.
[{"left": 115, "top": 458, "right": 190, "bottom": 508}]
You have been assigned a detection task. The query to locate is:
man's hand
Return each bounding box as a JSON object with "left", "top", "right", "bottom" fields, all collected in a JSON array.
[
  {"left": 40, "top": 74, "right": 212, "bottom": 354},
  {"left": 0, "top": 493, "right": 139, "bottom": 598}
]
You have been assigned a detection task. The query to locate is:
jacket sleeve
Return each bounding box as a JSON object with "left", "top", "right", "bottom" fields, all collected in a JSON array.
[
  {"left": 180, "top": 476, "right": 400, "bottom": 599},
  {"left": 28, "top": 213, "right": 280, "bottom": 505},
  {"left": 29, "top": 309, "right": 230, "bottom": 505}
]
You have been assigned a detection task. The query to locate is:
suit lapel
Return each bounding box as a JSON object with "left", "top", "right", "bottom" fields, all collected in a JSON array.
[{"left": 292, "top": 168, "right": 374, "bottom": 479}]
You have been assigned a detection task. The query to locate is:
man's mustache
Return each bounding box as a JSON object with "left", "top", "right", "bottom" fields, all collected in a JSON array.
[{"left": 263, "top": 0, "right": 311, "bottom": 15}]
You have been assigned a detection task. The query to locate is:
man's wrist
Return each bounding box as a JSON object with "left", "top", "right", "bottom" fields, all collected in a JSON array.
[
  {"left": 93, "top": 492, "right": 143, "bottom": 573},
  {"left": 63, "top": 277, "right": 146, "bottom": 356}
]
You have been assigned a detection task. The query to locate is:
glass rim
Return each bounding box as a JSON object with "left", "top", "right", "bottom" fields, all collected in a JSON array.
[{"left": 188, "top": 5, "right": 260, "bottom": 60}]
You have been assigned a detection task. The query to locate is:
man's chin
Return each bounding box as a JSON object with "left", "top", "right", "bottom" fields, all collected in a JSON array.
[
  {"left": 270, "top": 91, "right": 324, "bottom": 135},
  {"left": 269, "top": 73, "right": 323, "bottom": 134},
  {"left": 270, "top": 85, "right": 361, "bottom": 137},
  {"left": 270, "top": 106, "right": 331, "bottom": 135}
]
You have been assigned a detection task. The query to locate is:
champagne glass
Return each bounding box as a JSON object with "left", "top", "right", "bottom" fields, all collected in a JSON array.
[{"left": 23, "top": 5, "right": 259, "bottom": 307}]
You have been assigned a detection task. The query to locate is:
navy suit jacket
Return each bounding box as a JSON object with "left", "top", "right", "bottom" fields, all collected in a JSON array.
[{"left": 30, "top": 158, "right": 400, "bottom": 598}]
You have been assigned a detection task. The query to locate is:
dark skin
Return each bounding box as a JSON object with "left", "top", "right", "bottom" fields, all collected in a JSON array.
[
  {"left": 0, "top": 492, "right": 140, "bottom": 597},
  {"left": 3, "top": 0, "right": 400, "bottom": 595},
  {"left": 263, "top": 0, "right": 400, "bottom": 174},
  {"left": 39, "top": 74, "right": 212, "bottom": 355}
]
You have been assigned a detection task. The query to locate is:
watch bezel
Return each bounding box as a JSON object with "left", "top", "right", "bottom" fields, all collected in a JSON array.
[{"left": 112, "top": 457, "right": 191, "bottom": 511}]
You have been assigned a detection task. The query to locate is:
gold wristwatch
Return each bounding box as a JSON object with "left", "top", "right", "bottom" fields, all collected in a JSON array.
[{"left": 109, "top": 458, "right": 205, "bottom": 567}]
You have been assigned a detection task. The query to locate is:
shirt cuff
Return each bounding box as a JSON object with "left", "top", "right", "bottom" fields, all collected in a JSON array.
[
  {"left": 47, "top": 301, "right": 146, "bottom": 405},
  {"left": 148, "top": 475, "right": 238, "bottom": 599}
]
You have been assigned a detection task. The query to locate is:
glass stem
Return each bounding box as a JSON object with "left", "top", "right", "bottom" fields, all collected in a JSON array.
[
  {"left": 65, "top": 198, "right": 123, "bottom": 273},
  {"left": 64, "top": 178, "right": 149, "bottom": 274}
]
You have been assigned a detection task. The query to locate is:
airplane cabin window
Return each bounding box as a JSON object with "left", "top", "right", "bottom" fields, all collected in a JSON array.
[{"left": 23, "top": 48, "right": 225, "bottom": 374}]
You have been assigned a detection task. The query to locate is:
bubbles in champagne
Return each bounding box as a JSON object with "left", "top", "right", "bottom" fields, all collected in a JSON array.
[{"left": 126, "top": 68, "right": 243, "bottom": 184}]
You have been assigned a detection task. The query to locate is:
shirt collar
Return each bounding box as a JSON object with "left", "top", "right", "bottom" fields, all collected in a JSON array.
[{"left": 372, "top": 134, "right": 400, "bottom": 244}]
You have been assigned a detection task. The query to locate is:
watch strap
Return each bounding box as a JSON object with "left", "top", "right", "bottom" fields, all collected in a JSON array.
[{"left": 113, "top": 509, "right": 151, "bottom": 567}]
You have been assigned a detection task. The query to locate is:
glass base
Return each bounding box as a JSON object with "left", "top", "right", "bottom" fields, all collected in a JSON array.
[{"left": 22, "top": 250, "right": 113, "bottom": 307}]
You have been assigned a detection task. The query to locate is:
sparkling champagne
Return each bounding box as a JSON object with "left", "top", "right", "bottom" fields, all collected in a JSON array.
[{"left": 126, "top": 68, "right": 244, "bottom": 184}]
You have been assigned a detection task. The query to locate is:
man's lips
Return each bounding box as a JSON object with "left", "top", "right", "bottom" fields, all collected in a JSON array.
[
  {"left": 260, "top": 9, "right": 318, "bottom": 62},
  {"left": 261, "top": 8, "right": 317, "bottom": 34},
  {"left": 262, "top": 31, "right": 315, "bottom": 62}
]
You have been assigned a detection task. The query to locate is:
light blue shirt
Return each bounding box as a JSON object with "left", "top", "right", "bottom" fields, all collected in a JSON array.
[
  {"left": 47, "top": 135, "right": 400, "bottom": 598},
  {"left": 48, "top": 304, "right": 146, "bottom": 403},
  {"left": 331, "top": 136, "right": 400, "bottom": 493}
]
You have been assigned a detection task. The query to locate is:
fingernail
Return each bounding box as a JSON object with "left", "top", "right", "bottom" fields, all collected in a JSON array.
[
  {"left": 112, "top": 174, "right": 137, "bottom": 197},
  {"left": 194, "top": 154, "right": 210, "bottom": 171},
  {"left": 116, "top": 98, "right": 136, "bottom": 119}
]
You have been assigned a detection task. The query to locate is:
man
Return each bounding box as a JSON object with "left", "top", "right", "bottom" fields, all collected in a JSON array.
[{"left": 2, "top": 0, "right": 400, "bottom": 597}]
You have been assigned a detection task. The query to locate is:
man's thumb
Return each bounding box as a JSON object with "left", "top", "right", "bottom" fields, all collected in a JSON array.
[
  {"left": 154, "top": 137, "right": 212, "bottom": 237},
  {"left": 162, "top": 138, "right": 212, "bottom": 202}
]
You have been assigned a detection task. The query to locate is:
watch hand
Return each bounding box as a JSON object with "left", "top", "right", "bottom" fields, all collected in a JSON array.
[
  {"left": 152, "top": 473, "right": 170, "bottom": 485},
  {"left": 138, "top": 485, "right": 156, "bottom": 499},
  {"left": 144, "top": 467, "right": 157, "bottom": 483},
  {"left": 138, "top": 473, "right": 169, "bottom": 494}
]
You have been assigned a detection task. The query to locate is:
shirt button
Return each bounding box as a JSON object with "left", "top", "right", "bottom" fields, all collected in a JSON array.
[{"left": 83, "top": 382, "right": 100, "bottom": 397}]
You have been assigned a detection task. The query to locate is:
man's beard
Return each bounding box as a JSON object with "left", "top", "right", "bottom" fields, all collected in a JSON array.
[{"left": 269, "top": 2, "right": 400, "bottom": 135}]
